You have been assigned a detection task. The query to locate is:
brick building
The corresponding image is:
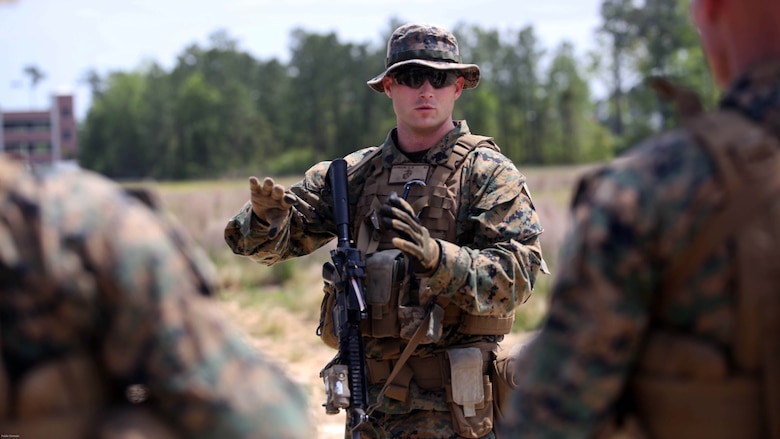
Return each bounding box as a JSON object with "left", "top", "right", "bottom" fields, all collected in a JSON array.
[{"left": 0, "top": 93, "right": 78, "bottom": 166}]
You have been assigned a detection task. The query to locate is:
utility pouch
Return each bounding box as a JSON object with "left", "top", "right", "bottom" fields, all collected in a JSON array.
[
  {"left": 398, "top": 276, "right": 442, "bottom": 344},
  {"left": 491, "top": 343, "right": 524, "bottom": 424},
  {"left": 629, "top": 331, "right": 764, "bottom": 438},
  {"left": 316, "top": 262, "right": 339, "bottom": 349},
  {"left": 447, "top": 347, "right": 493, "bottom": 438},
  {"left": 362, "top": 249, "right": 405, "bottom": 338},
  {"left": 632, "top": 376, "right": 763, "bottom": 439}
]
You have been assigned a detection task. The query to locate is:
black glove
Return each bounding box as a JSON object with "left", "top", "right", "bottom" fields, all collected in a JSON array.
[
  {"left": 249, "top": 176, "right": 296, "bottom": 239},
  {"left": 378, "top": 192, "right": 440, "bottom": 275}
]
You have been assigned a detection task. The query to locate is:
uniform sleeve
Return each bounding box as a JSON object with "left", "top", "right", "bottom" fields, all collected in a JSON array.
[
  {"left": 53, "top": 174, "right": 314, "bottom": 439},
  {"left": 426, "top": 148, "right": 546, "bottom": 316},
  {"left": 224, "top": 149, "right": 376, "bottom": 265},
  {"left": 498, "top": 162, "right": 660, "bottom": 438}
]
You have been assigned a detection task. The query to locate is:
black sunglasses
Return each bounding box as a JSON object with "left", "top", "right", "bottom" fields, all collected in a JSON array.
[{"left": 391, "top": 66, "right": 459, "bottom": 89}]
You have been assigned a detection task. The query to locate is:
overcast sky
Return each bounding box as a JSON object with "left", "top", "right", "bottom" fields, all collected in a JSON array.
[{"left": 0, "top": 0, "right": 603, "bottom": 119}]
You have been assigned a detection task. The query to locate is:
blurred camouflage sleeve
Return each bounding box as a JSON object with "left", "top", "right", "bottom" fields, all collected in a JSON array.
[
  {"left": 427, "top": 147, "right": 546, "bottom": 316},
  {"left": 42, "top": 170, "right": 313, "bottom": 438}
]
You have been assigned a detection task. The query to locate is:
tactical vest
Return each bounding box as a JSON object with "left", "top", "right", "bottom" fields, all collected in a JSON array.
[
  {"left": 318, "top": 135, "right": 515, "bottom": 438},
  {"left": 349, "top": 133, "right": 515, "bottom": 344},
  {"left": 0, "top": 157, "right": 180, "bottom": 439},
  {"left": 605, "top": 100, "right": 780, "bottom": 438}
]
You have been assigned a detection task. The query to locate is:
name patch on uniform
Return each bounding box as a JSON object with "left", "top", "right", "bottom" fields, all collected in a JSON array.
[{"left": 389, "top": 165, "right": 430, "bottom": 184}]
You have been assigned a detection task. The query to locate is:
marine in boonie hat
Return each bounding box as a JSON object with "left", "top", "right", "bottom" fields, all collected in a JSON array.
[{"left": 367, "top": 23, "right": 480, "bottom": 93}]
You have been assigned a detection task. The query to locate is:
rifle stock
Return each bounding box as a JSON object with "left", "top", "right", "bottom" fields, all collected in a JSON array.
[{"left": 326, "top": 158, "right": 369, "bottom": 438}]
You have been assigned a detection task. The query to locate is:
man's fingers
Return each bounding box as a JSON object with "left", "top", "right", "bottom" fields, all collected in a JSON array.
[
  {"left": 282, "top": 193, "right": 297, "bottom": 208},
  {"left": 251, "top": 176, "right": 292, "bottom": 204},
  {"left": 391, "top": 237, "right": 424, "bottom": 261},
  {"left": 261, "top": 177, "right": 276, "bottom": 196},
  {"left": 389, "top": 217, "right": 419, "bottom": 243},
  {"left": 387, "top": 192, "right": 416, "bottom": 218},
  {"left": 271, "top": 183, "right": 286, "bottom": 201}
]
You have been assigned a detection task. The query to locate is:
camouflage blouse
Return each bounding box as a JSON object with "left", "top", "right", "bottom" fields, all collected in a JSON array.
[
  {"left": 499, "top": 60, "right": 780, "bottom": 438},
  {"left": 225, "top": 120, "right": 546, "bottom": 412},
  {"left": 0, "top": 158, "right": 312, "bottom": 439}
]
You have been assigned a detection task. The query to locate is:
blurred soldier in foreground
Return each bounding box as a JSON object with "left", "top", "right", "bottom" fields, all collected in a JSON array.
[
  {"left": 226, "top": 22, "right": 546, "bottom": 438},
  {"left": 0, "top": 155, "right": 312, "bottom": 438},
  {"left": 499, "top": 0, "right": 780, "bottom": 438}
]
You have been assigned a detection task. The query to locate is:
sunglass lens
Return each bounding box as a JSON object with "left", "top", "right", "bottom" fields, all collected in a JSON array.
[{"left": 394, "top": 68, "right": 455, "bottom": 89}]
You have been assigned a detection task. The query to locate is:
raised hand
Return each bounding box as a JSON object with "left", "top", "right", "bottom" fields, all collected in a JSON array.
[{"left": 249, "top": 176, "right": 296, "bottom": 239}]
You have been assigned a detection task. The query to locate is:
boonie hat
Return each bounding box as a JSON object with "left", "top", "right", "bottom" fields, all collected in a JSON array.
[{"left": 367, "top": 23, "right": 480, "bottom": 93}]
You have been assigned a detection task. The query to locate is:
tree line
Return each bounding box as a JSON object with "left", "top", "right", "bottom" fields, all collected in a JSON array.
[{"left": 78, "top": 0, "right": 715, "bottom": 180}]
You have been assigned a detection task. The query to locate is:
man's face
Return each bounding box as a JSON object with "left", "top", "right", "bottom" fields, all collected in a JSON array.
[{"left": 382, "top": 66, "right": 464, "bottom": 135}]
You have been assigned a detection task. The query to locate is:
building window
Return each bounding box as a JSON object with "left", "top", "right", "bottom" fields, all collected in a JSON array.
[
  {"left": 62, "top": 130, "right": 72, "bottom": 141},
  {"left": 2, "top": 120, "right": 50, "bottom": 133},
  {"left": 61, "top": 107, "right": 71, "bottom": 119}
]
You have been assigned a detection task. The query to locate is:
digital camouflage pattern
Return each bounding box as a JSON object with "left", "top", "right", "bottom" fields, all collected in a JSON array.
[
  {"left": 367, "top": 23, "right": 480, "bottom": 93},
  {"left": 499, "top": 60, "right": 780, "bottom": 438},
  {"left": 357, "top": 409, "right": 489, "bottom": 438},
  {"left": 225, "top": 120, "right": 545, "bottom": 435},
  {"left": 0, "top": 156, "right": 312, "bottom": 439}
]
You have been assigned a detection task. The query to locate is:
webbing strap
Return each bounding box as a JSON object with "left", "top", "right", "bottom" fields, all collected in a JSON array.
[{"left": 367, "top": 308, "right": 434, "bottom": 416}]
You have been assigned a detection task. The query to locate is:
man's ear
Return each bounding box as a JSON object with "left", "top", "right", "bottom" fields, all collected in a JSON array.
[
  {"left": 454, "top": 76, "right": 465, "bottom": 99},
  {"left": 383, "top": 76, "right": 394, "bottom": 98}
]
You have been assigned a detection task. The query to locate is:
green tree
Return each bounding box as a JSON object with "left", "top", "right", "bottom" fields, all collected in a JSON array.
[
  {"left": 634, "top": 0, "right": 697, "bottom": 128},
  {"left": 80, "top": 71, "right": 149, "bottom": 178},
  {"left": 138, "top": 61, "right": 175, "bottom": 178},
  {"left": 171, "top": 72, "right": 223, "bottom": 179},
  {"left": 453, "top": 24, "right": 502, "bottom": 147},
  {"left": 543, "top": 42, "right": 611, "bottom": 163},
  {"left": 597, "top": 0, "right": 640, "bottom": 139}
]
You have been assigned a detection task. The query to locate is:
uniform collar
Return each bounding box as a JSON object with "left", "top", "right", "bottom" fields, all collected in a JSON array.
[
  {"left": 379, "top": 120, "right": 471, "bottom": 168},
  {"left": 720, "top": 59, "right": 780, "bottom": 135}
]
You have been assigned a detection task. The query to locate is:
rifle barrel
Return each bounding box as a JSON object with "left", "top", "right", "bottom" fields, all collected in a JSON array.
[{"left": 329, "top": 158, "right": 351, "bottom": 248}]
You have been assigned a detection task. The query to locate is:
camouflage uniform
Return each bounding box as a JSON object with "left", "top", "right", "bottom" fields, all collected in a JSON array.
[
  {"left": 225, "top": 118, "right": 546, "bottom": 438},
  {"left": 499, "top": 60, "right": 780, "bottom": 438},
  {"left": 0, "top": 156, "right": 312, "bottom": 439}
]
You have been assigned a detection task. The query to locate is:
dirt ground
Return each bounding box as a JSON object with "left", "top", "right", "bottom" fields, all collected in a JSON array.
[{"left": 219, "top": 299, "right": 533, "bottom": 439}]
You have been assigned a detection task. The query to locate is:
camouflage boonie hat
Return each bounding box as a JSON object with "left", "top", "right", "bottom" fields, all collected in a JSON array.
[{"left": 367, "top": 23, "right": 480, "bottom": 93}]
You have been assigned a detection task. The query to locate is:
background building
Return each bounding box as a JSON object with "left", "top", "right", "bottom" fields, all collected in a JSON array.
[{"left": 0, "top": 93, "right": 78, "bottom": 167}]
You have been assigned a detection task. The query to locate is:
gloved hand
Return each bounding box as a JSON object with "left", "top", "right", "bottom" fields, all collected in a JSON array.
[
  {"left": 378, "top": 192, "right": 440, "bottom": 275},
  {"left": 249, "top": 176, "right": 296, "bottom": 239}
]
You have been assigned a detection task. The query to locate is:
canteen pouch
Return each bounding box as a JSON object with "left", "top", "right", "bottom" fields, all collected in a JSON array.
[
  {"left": 491, "top": 343, "right": 524, "bottom": 424},
  {"left": 317, "top": 262, "right": 339, "bottom": 349},
  {"left": 362, "top": 249, "right": 405, "bottom": 338},
  {"left": 447, "top": 347, "right": 494, "bottom": 438}
]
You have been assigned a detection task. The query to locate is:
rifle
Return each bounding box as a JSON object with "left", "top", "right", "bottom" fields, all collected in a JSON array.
[{"left": 320, "top": 158, "right": 370, "bottom": 438}]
